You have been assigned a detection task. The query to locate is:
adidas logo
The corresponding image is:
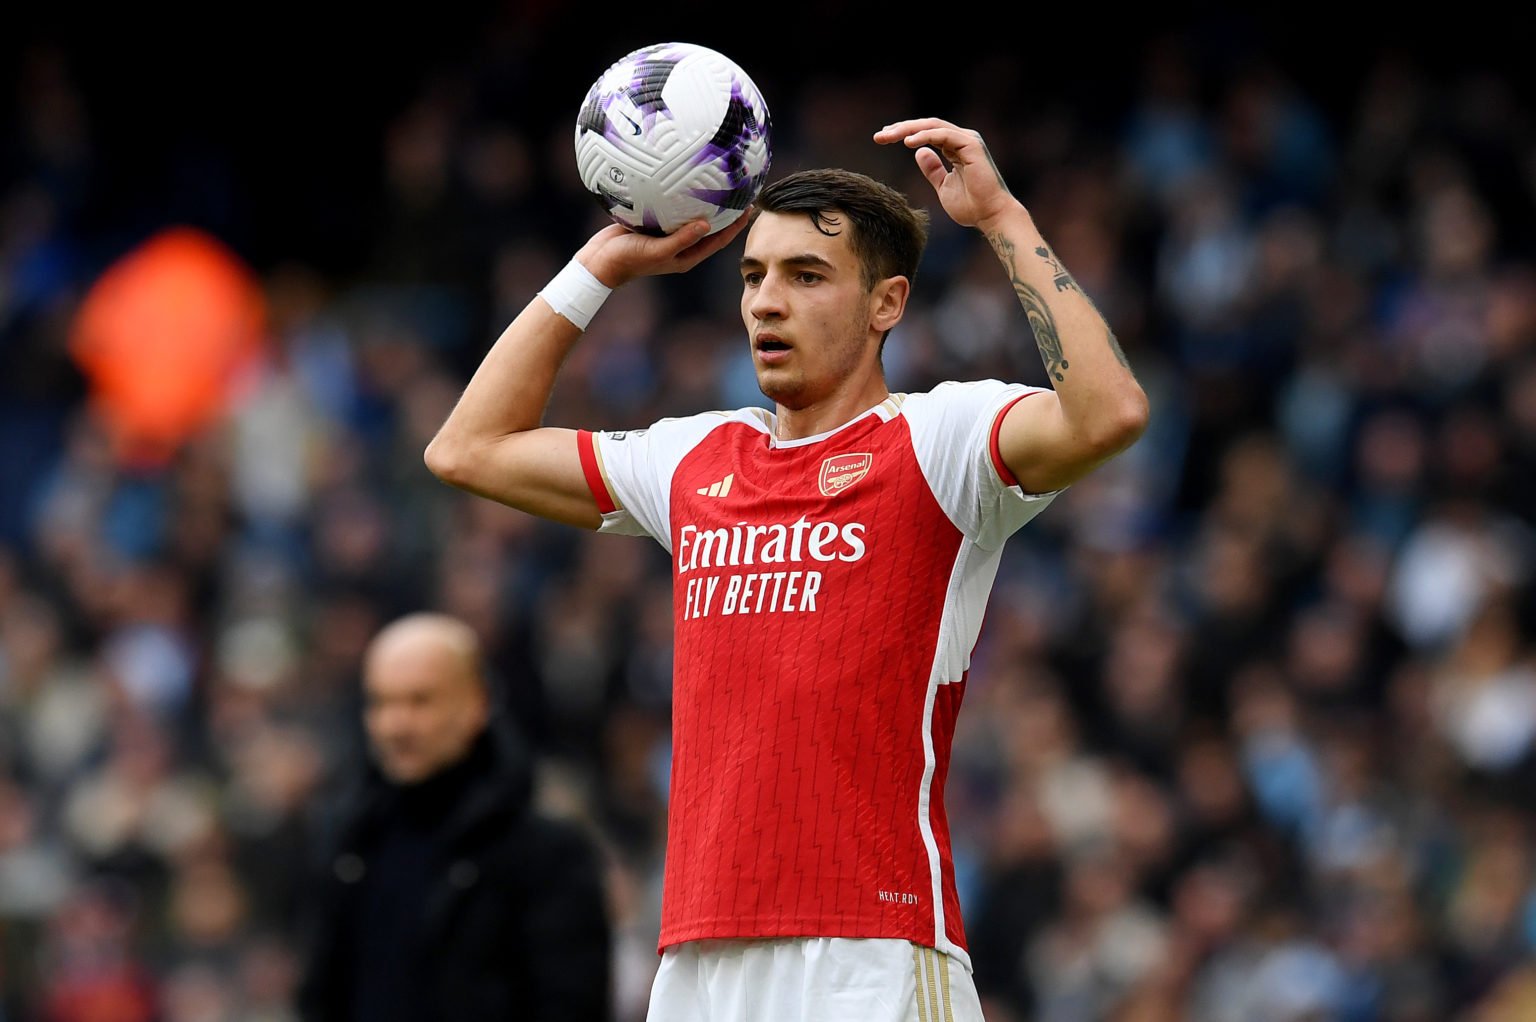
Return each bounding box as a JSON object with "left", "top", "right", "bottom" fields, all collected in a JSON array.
[{"left": 696, "top": 473, "right": 734, "bottom": 498}]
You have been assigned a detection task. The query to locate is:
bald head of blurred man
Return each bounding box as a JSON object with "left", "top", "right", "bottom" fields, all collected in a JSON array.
[{"left": 362, "top": 613, "right": 490, "bottom": 785}]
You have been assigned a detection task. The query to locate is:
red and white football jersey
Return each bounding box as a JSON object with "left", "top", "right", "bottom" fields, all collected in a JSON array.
[{"left": 576, "top": 380, "right": 1059, "bottom": 966}]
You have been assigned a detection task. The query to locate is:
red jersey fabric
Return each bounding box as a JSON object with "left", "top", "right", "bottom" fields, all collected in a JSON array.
[{"left": 577, "top": 381, "right": 1058, "bottom": 967}]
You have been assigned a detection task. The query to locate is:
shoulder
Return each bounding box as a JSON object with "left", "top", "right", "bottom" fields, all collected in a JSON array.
[
  {"left": 903, "top": 379, "right": 1027, "bottom": 406},
  {"left": 521, "top": 813, "right": 604, "bottom": 859},
  {"left": 305, "top": 765, "right": 388, "bottom": 851},
  {"left": 899, "top": 380, "right": 1045, "bottom": 435},
  {"left": 491, "top": 812, "right": 607, "bottom": 889},
  {"left": 595, "top": 406, "right": 770, "bottom": 449}
]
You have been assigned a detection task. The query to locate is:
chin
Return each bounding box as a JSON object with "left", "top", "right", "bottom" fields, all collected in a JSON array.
[
  {"left": 756, "top": 374, "right": 806, "bottom": 409},
  {"left": 378, "top": 758, "right": 427, "bottom": 784}
]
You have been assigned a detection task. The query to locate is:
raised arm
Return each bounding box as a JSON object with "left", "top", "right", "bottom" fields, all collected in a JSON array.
[
  {"left": 424, "top": 216, "right": 750, "bottom": 527},
  {"left": 875, "top": 118, "right": 1149, "bottom": 494}
]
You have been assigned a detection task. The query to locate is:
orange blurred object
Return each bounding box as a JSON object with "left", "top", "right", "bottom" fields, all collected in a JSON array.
[{"left": 70, "top": 227, "right": 267, "bottom": 468}]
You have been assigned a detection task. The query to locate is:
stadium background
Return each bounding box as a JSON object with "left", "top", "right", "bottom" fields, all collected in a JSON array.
[{"left": 3, "top": 4, "right": 1536, "bottom": 1019}]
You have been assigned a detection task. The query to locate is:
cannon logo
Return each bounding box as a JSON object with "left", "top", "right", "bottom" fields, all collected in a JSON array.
[{"left": 819, "top": 453, "right": 872, "bottom": 497}]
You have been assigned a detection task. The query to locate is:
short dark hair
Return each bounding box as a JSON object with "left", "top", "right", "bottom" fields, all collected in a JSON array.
[{"left": 754, "top": 169, "right": 929, "bottom": 291}]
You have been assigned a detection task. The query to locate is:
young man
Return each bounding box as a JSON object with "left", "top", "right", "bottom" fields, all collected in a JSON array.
[{"left": 426, "top": 118, "right": 1148, "bottom": 1020}]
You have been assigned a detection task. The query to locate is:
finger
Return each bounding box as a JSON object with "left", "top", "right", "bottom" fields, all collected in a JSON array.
[
  {"left": 661, "top": 219, "right": 715, "bottom": 255},
  {"left": 898, "top": 128, "right": 982, "bottom": 160},
  {"left": 674, "top": 210, "right": 752, "bottom": 266},
  {"left": 913, "top": 147, "right": 948, "bottom": 192},
  {"left": 621, "top": 218, "right": 712, "bottom": 261},
  {"left": 874, "top": 117, "right": 963, "bottom": 143}
]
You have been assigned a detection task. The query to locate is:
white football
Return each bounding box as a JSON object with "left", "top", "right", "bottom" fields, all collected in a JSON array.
[{"left": 574, "top": 42, "right": 772, "bottom": 236}]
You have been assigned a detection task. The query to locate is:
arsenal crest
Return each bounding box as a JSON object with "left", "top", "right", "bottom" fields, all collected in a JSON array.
[{"left": 818, "top": 453, "right": 872, "bottom": 496}]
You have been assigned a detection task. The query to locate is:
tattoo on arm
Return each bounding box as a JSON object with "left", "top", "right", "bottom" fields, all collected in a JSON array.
[
  {"left": 1036, "top": 246, "right": 1134, "bottom": 371},
  {"left": 1036, "top": 246, "right": 1083, "bottom": 296},
  {"left": 990, "top": 232, "right": 1069, "bottom": 381}
]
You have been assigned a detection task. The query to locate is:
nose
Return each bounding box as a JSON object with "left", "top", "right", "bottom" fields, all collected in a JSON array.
[
  {"left": 370, "top": 703, "right": 412, "bottom": 742},
  {"left": 748, "top": 271, "right": 786, "bottom": 321}
]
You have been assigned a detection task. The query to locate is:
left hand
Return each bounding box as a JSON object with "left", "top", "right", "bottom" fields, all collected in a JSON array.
[{"left": 874, "top": 118, "right": 1018, "bottom": 229}]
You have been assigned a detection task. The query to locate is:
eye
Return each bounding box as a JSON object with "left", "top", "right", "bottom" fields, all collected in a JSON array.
[
  {"left": 742, "top": 271, "right": 763, "bottom": 287},
  {"left": 796, "top": 271, "right": 822, "bottom": 284}
]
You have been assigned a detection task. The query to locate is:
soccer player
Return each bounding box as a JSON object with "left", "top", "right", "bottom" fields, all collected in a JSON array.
[{"left": 425, "top": 117, "right": 1148, "bottom": 1020}]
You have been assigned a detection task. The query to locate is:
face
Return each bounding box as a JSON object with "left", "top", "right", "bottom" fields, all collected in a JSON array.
[
  {"left": 363, "top": 628, "right": 487, "bottom": 785},
  {"left": 739, "top": 210, "right": 896, "bottom": 410}
]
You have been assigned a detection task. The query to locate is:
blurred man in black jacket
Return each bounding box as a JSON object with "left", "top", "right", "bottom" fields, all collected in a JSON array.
[{"left": 296, "top": 612, "right": 611, "bottom": 1022}]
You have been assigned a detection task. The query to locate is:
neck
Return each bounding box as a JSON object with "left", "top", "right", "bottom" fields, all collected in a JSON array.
[
  {"left": 393, "top": 729, "right": 489, "bottom": 805},
  {"left": 774, "top": 375, "right": 890, "bottom": 442}
]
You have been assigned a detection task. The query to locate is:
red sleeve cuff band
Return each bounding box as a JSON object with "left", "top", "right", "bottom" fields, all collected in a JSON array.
[
  {"left": 988, "top": 392, "right": 1037, "bottom": 488},
  {"left": 577, "top": 430, "right": 617, "bottom": 515}
]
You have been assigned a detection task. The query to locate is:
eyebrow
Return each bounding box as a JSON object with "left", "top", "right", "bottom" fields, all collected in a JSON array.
[{"left": 739, "top": 253, "right": 837, "bottom": 273}]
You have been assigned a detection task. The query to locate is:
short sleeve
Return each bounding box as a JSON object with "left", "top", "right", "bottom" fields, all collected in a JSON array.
[
  {"left": 902, "top": 380, "right": 1063, "bottom": 549},
  {"left": 581, "top": 412, "right": 739, "bottom": 552}
]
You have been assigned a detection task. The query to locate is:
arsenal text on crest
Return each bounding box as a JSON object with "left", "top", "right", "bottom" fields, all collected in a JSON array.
[{"left": 818, "top": 453, "right": 873, "bottom": 497}]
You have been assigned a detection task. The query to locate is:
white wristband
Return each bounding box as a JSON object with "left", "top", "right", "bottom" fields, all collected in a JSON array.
[{"left": 537, "top": 259, "right": 612, "bottom": 331}]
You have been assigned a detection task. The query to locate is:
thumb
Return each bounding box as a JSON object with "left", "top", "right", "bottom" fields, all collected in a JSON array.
[
  {"left": 914, "top": 148, "right": 947, "bottom": 193},
  {"left": 660, "top": 219, "right": 713, "bottom": 253}
]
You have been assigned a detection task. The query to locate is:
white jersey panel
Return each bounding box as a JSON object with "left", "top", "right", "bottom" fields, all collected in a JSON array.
[
  {"left": 591, "top": 409, "right": 771, "bottom": 550},
  {"left": 900, "top": 380, "right": 1061, "bottom": 550}
]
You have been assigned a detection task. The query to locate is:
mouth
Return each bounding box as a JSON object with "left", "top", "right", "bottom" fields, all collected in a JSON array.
[{"left": 754, "top": 333, "right": 792, "bottom": 363}]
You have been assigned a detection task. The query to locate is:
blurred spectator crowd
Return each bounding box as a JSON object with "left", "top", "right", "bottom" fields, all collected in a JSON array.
[{"left": 3, "top": 18, "right": 1536, "bottom": 1022}]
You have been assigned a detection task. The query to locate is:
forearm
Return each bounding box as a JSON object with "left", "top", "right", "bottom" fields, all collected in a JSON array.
[
  {"left": 981, "top": 203, "right": 1147, "bottom": 446},
  {"left": 427, "top": 244, "right": 624, "bottom": 472},
  {"left": 422, "top": 295, "right": 600, "bottom": 521},
  {"left": 429, "top": 299, "right": 582, "bottom": 456},
  {"left": 422, "top": 220, "right": 736, "bottom": 519}
]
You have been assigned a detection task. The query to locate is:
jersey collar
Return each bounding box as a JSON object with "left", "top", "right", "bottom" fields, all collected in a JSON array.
[{"left": 763, "top": 394, "right": 905, "bottom": 449}]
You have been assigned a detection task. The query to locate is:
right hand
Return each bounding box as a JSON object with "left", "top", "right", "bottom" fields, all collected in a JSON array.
[
  {"left": 576, "top": 211, "right": 753, "bottom": 288},
  {"left": 874, "top": 119, "right": 1018, "bottom": 231}
]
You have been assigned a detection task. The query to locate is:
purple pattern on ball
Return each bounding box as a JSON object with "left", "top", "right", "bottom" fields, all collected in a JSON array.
[
  {"left": 624, "top": 51, "right": 682, "bottom": 112},
  {"left": 574, "top": 42, "right": 772, "bottom": 232}
]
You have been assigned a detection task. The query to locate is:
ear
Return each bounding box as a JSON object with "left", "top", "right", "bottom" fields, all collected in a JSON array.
[
  {"left": 869, "top": 276, "right": 910, "bottom": 334},
  {"left": 466, "top": 679, "right": 491, "bottom": 727}
]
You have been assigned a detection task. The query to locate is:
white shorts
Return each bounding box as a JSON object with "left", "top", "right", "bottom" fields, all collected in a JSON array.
[{"left": 646, "top": 937, "right": 984, "bottom": 1022}]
